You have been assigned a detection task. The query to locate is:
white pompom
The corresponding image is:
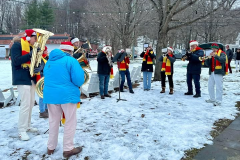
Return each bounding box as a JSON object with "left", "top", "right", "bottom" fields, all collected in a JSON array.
[{"left": 26, "top": 37, "right": 30, "bottom": 41}]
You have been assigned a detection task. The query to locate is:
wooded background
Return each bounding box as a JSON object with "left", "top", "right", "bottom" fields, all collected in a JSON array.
[{"left": 1, "top": 0, "right": 240, "bottom": 79}]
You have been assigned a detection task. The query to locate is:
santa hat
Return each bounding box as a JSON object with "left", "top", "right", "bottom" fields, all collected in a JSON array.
[
  {"left": 24, "top": 29, "right": 36, "bottom": 41},
  {"left": 59, "top": 42, "right": 74, "bottom": 51},
  {"left": 211, "top": 43, "right": 219, "bottom": 49},
  {"left": 189, "top": 40, "right": 198, "bottom": 47},
  {"left": 167, "top": 47, "right": 173, "bottom": 53},
  {"left": 102, "top": 46, "right": 112, "bottom": 53},
  {"left": 44, "top": 46, "right": 47, "bottom": 51},
  {"left": 70, "top": 37, "right": 79, "bottom": 44}
]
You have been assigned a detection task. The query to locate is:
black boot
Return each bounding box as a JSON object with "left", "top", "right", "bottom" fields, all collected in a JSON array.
[
  {"left": 129, "top": 90, "right": 134, "bottom": 94},
  {"left": 184, "top": 92, "right": 193, "bottom": 95},
  {"left": 193, "top": 93, "right": 201, "bottom": 98}
]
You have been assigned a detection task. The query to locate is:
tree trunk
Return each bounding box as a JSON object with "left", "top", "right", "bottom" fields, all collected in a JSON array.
[{"left": 154, "top": 29, "right": 168, "bottom": 81}]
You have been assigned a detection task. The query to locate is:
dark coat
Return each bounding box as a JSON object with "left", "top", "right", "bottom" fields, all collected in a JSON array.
[
  {"left": 11, "top": 37, "right": 35, "bottom": 85},
  {"left": 186, "top": 48, "right": 204, "bottom": 75},
  {"left": 159, "top": 55, "right": 176, "bottom": 74},
  {"left": 140, "top": 49, "right": 156, "bottom": 72},
  {"left": 205, "top": 50, "right": 226, "bottom": 75},
  {"left": 235, "top": 51, "right": 240, "bottom": 60},
  {"left": 226, "top": 49, "right": 233, "bottom": 60},
  {"left": 97, "top": 51, "right": 111, "bottom": 75},
  {"left": 73, "top": 52, "right": 82, "bottom": 59}
]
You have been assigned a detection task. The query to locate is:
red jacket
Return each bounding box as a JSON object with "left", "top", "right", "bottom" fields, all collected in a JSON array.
[{"left": 117, "top": 57, "right": 130, "bottom": 71}]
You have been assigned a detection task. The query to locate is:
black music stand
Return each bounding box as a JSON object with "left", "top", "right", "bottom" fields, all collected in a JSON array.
[{"left": 113, "top": 52, "right": 127, "bottom": 102}]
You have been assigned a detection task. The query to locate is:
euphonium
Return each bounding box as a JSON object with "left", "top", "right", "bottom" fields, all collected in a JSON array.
[{"left": 30, "top": 29, "right": 54, "bottom": 77}]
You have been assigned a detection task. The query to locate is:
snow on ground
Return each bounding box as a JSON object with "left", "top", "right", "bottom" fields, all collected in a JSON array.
[{"left": 0, "top": 59, "right": 240, "bottom": 160}]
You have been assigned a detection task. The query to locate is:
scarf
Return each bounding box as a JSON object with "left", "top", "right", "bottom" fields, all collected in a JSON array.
[
  {"left": 21, "top": 37, "right": 31, "bottom": 69},
  {"left": 161, "top": 54, "right": 173, "bottom": 75},
  {"left": 143, "top": 50, "right": 153, "bottom": 64},
  {"left": 118, "top": 57, "right": 129, "bottom": 71},
  {"left": 211, "top": 49, "right": 228, "bottom": 75}
]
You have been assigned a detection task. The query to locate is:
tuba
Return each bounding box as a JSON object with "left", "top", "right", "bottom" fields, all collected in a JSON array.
[
  {"left": 77, "top": 53, "right": 91, "bottom": 85},
  {"left": 30, "top": 29, "right": 54, "bottom": 77}
]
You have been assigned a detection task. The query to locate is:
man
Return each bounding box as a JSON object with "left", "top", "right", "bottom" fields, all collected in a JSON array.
[
  {"left": 39, "top": 46, "right": 49, "bottom": 118},
  {"left": 184, "top": 40, "right": 204, "bottom": 98},
  {"left": 43, "top": 42, "right": 84, "bottom": 158},
  {"left": 205, "top": 43, "right": 228, "bottom": 106},
  {"left": 117, "top": 49, "right": 134, "bottom": 94},
  {"left": 70, "top": 37, "right": 82, "bottom": 59},
  {"left": 97, "top": 46, "right": 113, "bottom": 99},
  {"left": 226, "top": 45, "right": 233, "bottom": 74},
  {"left": 11, "top": 29, "right": 42, "bottom": 141},
  {"left": 235, "top": 48, "right": 240, "bottom": 72},
  {"left": 140, "top": 46, "right": 156, "bottom": 91}
]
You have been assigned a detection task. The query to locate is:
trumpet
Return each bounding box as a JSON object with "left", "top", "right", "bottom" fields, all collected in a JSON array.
[
  {"left": 127, "top": 54, "right": 132, "bottom": 58},
  {"left": 181, "top": 51, "right": 192, "bottom": 61},
  {"left": 199, "top": 55, "right": 212, "bottom": 61}
]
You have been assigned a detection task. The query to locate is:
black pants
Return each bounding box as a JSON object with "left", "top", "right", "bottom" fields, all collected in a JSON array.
[
  {"left": 228, "top": 59, "right": 232, "bottom": 73},
  {"left": 161, "top": 71, "right": 173, "bottom": 88}
]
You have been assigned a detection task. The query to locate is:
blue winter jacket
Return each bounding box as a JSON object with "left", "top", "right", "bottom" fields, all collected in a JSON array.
[{"left": 43, "top": 49, "right": 84, "bottom": 104}]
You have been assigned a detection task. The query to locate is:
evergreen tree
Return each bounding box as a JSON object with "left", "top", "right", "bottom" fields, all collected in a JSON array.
[
  {"left": 24, "top": 0, "right": 40, "bottom": 29},
  {"left": 39, "top": 0, "right": 54, "bottom": 29}
]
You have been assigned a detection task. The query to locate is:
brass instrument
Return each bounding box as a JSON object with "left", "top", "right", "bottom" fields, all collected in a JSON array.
[
  {"left": 103, "top": 46, "right": 113, "bottom": 67},
  {"left": 77, "top": 53, "right": 91, "bottom": 85},
  {"left": 199, "top": 55, "right": 212, "bottom": 61},
  {"left": 181, "top": 51, "right": 192, "bottom": 61},
  {"left": 36, "top": 77, "right": 44, "bottom": 98},
  {"left": 30, "top": 29, "right": 54, "bottom": 77},
  {"left": 127, "top": 54, "right": 132, "bottom": 59}
]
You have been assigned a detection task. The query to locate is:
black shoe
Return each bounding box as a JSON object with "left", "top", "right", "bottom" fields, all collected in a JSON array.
[
  {"left": 193, "top": 94, "right": 201, "bottom": 98},
  {"left": 80, "top": 102, "right": 83, "bottom": 104},
  {"left": 39, "top": 112, "right": 48, "bottom": 118},
  {"left": 184, "top": 92, "right": 193, "bottom": 95},
  {"left": 101, "top": 95, "right": 105, "bottom": 99},
  {"left": 104, "top": 94, "right": 111, "bottom": 98},
  {"left": 130, "top": 90, "right": 134, "bottom": 94},
  {"left": 120, "top": 90, "right": 124, "bottom": 92}
]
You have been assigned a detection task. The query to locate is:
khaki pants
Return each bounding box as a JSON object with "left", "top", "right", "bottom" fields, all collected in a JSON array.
[
  {"left": 17, "top": 81, "right": 36, "bottom": 132},
  {"left": 47, "top": 103, "right": 77, "bottom": 151}
]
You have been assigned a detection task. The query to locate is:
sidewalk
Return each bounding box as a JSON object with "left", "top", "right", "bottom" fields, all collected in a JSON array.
[{"left": 193, "top": 116, "right": 240, "bottom": 160}]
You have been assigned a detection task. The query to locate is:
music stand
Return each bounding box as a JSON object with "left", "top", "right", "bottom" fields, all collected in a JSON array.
[{"left": 113, "top": 52, "right": 127, "bottom": 102}]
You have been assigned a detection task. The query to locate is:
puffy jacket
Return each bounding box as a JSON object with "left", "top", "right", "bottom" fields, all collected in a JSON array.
[
  {"left": 43, "top": 49, "right": 84, "bottom": 104},
  {"left": 186, "top": 47, "right": 204, "bottom": 74}
]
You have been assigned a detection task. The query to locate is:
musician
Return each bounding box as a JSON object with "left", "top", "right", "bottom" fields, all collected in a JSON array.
[
  {"left": 11, "top": 29, "right": 43, "bottom": 141},
  {"left": 184, "top": 40, "right": 204, "bottom": 98},
  {"left": 117, "top": 49, "right": 134, "bottom": 93},
  {"left": 43, "top": 42, "right": 84, "bottom": 158},
  {"left": 226, "top": 45, "right": 233, "bottom": 74},
  {"left": 97, "top": 46, "right": 113, "bottom": 99},
  {"left": 140, "top": 46, "right": 156, "bottom": 91},
  {"left": 159, "top": 47, "right": 176, "bottom": 94},
  {"left": 70, "top": 37, "right": 82, "bottom": 58},
  {"left": 39, "top": 46, "right": 48, "bottom": 118},
  {"left": 205, "top": 43, "right": 228, "bottom": 106}
]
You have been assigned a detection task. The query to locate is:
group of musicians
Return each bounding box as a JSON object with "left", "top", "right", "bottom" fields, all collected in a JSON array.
[{"left": 10, "top": 29, "right": 228, "bottom": 158}]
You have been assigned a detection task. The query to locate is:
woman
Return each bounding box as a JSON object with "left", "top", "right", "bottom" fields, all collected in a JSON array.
[
  {"left": 159, "top": 47, "right": 176, "bottom": 94},
  {"left": 140, "top": 46, "right": 156, "bottom": 91},
  {"left": 43, "top": 42, "right": 85, "bottom": 158}
]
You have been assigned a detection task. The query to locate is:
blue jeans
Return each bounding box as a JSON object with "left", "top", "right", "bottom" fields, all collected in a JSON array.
[
  {"left": 187, "top": 73, "right": 201, "bottom": 94},
  {"left": 120, "top": 69, "right": 133, "bottom": 90},
  {"left": 143, "top": 72, "right": 152, "bottom": 90},
  {"left": 39, "top": 97, "right": 47, "bottom": 113},
  {"left": 98, "top": 74, "right": 110, "bottom": 96}
]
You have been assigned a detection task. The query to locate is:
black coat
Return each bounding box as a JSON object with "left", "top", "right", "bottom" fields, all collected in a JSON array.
[
  {"left": 226, "top": 49, "right": 233, "bottom": 60},
  {"left": 159, "top": 55, "right": 176, "bottom": 74},
  {"left": 186, "top": 48, "right": 204, "bottom": 75},
  {"left": 140, "top": 50, "right": 156, "bottom": 72},
  {"left": 73, "top": 52, "right": 82, "bottom": 59},
  {"left": 97, "top": 51, "right": 111, "bottom": 75},
  {"left": 11, "top": 39, "right": 35, "bottom": 85},
  {"left": 235, "top": 51, "right": 240, "bottom": 60}
]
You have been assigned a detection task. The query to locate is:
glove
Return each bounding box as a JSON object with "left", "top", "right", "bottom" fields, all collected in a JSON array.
[
  {"left": 34, "top": 60, "right": 44, "bottom": 73},
  {"left": 29, "top": 48, "right": 41, "bottom": 58},
  {"left": 166, "top": 54, "right": 169, "bottom": 57}
]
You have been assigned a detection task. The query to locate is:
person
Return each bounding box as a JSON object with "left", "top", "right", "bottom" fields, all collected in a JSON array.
[
  {"left": 226, "top": 45, "right": 233, "bottom": 74},
  {"left": 159, "top": 47, "right": 176, "bottom": 94},
  {"left": 43, "top": 42, "right": 84, "bottom": 158},
  {"left": 97, "top": 46, "right": 113, "bottom": 99},
  {"left": 11, "top": 29, "right": 43, "bottom": 141},
  {"left": 117, "top": 49, "right": 134, "bottom": 94},
  {"left": 70, "top": 37, "right": 82, "bottom": 59},
  {"left": 39, "top": 46, "right": 49, "bottom": 118},
  {"left": 235, "top": 48, "right": 240, "bottom": 72},
  {"left": 205, "top": 43, "right": 228, "bottom": 106},
  {"left": 184, "top": 40, "right": 204, "bottom": 98},
  {"left": 140, "top": 46, "right": 156, "bottom": 91}
]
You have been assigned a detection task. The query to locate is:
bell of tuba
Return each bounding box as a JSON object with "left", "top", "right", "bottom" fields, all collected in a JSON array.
[{"left": 30, "top": 28, "right": 54, "bottom": 77}]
